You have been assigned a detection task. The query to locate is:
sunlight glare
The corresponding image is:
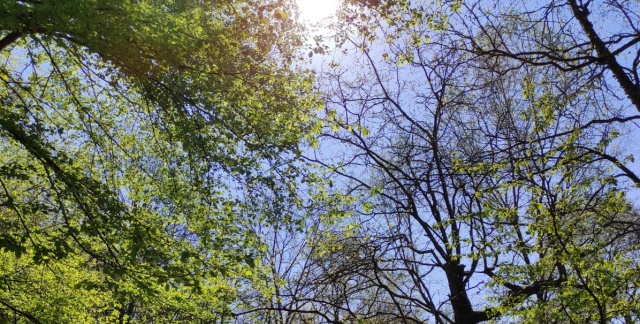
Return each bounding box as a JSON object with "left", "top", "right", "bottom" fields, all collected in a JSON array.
[{"left": 296, "top": 0, "right": 339, "bottom": 24}]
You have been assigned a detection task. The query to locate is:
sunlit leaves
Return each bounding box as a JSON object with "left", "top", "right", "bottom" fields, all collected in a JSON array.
[{"left": 0, "top": 0, "right": 320, "bottom": 321}]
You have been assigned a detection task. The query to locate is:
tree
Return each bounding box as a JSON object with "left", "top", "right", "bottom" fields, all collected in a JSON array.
[
  {"left": 286, "top": 0, "right": 640, "bottom": 322},
  {"left": 445, "top": 1, "right": 640, "bottom": 321},
  {"left": 0, "top": 0, "right": 320, "bottom": 321}
]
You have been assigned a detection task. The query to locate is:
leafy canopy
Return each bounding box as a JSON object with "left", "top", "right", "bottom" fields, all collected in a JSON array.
[{"left": 0, "top": 0, "right": 321, "bottom": 321}]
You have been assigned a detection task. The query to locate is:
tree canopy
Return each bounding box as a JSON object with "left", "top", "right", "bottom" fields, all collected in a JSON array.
[
  {"left": 2, "top": 0, "right": 640, "bottom": 323},
  {"left": 232, "top": 0, "right": 640, "bottom": 323},
  {"left": 0, "top": 0, "right": 321, "bottom": 321}
]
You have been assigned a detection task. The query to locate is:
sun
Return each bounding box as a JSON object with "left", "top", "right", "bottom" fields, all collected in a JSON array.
[{"left": 296, "top": 0, "right": 340, "bottom": 24}]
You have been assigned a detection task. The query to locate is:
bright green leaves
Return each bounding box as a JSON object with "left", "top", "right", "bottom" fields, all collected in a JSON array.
[
  {"left": 472, "top": 66, "right": 639, "bottom": 322},
  {"left": 0, "top": 0, "right": 319, "bottom": 321}
]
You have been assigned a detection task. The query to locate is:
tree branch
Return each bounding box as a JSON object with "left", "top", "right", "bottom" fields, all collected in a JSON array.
[{"left": 0, "top": 32, "right": 22, "bottom": 52}]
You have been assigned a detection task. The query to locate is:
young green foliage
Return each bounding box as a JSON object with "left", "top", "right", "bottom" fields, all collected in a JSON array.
[{"left": 0, "top": 0, "right": 321, "bottom": 321}]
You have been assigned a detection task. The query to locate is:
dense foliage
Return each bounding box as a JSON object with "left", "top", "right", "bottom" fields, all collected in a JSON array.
[{"left": 0, "top": 0, "right": 320, "bottom": 321}]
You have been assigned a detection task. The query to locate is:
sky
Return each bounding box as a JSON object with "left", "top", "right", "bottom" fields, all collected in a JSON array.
[{"left": 296, "top": 0, "right": 340, "bottom": 24}]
